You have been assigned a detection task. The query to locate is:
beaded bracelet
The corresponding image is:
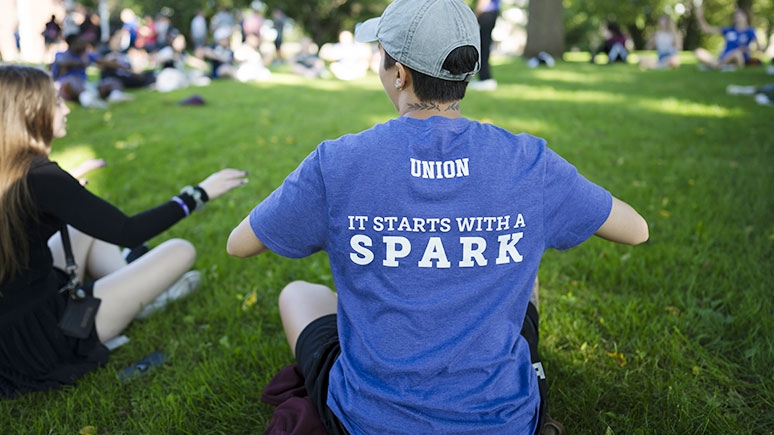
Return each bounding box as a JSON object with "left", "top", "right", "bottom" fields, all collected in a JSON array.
[{"left": 171, "top": 196, "right": 190, "bottom": 216}]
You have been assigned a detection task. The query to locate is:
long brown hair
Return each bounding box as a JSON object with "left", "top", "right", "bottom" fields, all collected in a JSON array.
[{"left": 0, "top": 65, "right": 57, "bottom": 283}]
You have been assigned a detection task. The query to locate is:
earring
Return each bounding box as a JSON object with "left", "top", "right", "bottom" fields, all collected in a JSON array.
[{"left": 395, "top": 80, "right": 402, "bottom": 89}]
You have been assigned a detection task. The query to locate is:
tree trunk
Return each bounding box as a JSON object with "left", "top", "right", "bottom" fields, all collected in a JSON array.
[
  {"left": 17, "top": 0, "right": 50, "bottom": 63},
  {"left": 0, "top": 0, "right": 19, "bottom": 61},
  {"left": 523, "top": 0, "right": 564, "bottom": 58}
]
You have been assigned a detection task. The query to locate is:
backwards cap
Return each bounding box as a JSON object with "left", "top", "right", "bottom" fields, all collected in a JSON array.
[{"left": 355, "top": 0, "right": 481, "bottom": 82}]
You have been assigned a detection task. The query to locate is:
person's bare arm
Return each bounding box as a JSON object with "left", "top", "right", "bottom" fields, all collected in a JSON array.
[
  {"left": 227, "top": 216, "right": 269, "bottom": 257},
  {"left": 595, "top": 196, "right": 649, "bottom": 245},
  {"left": 475, "top": 0, "right": 492, "bottom": 15},
  {"left": 695, "top": 5, "right": 721, "bottom": 35}
]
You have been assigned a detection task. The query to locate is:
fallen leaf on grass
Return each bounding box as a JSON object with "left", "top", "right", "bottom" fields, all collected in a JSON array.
[
  {"left": 606, "top": 351, "right": 627, "bottom": 367},
  {"left": 242, "top": 290, "right": 258, "bottom": 311},
  {"left": 79, "top": 427, "right": 97, "bottom": 435}
]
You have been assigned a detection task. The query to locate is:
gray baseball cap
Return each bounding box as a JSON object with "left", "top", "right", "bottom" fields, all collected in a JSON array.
[{"left": 354, "top": 0, "right": 481, "bottom": 82}]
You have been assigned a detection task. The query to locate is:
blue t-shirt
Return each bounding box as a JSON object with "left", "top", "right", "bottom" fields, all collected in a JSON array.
[
  {"left": 51, "top": 50, "right": 98, "bottom": 81},
  {"left": 482, "top": 0, "right": 500, "bottom": 13},
  {"left": 720, "top": 26, "right": 757, "bottom": 59},
  {"left": 249, "top": 116, "right": 612, "bottom": 434}
]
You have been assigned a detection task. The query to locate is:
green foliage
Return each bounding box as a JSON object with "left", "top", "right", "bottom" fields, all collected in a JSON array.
[
  {"left": 261, "top": 0, "right": 390, "bottom": 45},
  {"left": 563, "top": 0, "right": 772, "bottom": 52},
  {"left": 2, "top": 54, "right": 771, "bottom": 433}
]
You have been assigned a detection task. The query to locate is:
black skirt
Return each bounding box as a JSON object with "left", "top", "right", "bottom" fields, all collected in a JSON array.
[{"left": 0, "top": 269, "right": 108, "bottom": 399}]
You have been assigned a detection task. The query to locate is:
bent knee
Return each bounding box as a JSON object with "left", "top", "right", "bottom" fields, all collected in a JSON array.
[
  {"left": 278, "top": 280, "right": 311, "bottom": 305},
  {"left": 278, "top": 280, "right": 330, "bottom": 310},
  {"left": 157, "top": 238, "right": 196, "bottom": 265}
]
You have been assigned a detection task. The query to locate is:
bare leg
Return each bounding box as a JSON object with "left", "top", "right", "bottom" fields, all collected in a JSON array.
[
  {"left": 278, "top": 281, "right": 338, "bottom": 357},
  {"left": 695, "top": 48, "right": 719, "bottom": 69},
  {"left": 49, "top": 227, "right": 196, "bottom": 342},
  {"left": 719, "top": 49, "right": 746, "bottom": 68},
  {"left": 48, "top": 226, "right": 118, "bottom": 284},
  {"left": 93, "top": 238, "right": 195, "bottom": 342},
  {"left": 530, "top": 276, "right": 540, "bottom": 310},
  {"left": 638, "top": 56, "right": 658, "bottom": 70}
]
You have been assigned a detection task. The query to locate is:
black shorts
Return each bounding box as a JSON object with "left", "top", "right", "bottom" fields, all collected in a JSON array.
[{"left": 296, "top": 304, "right": 548, "bottom": 435}]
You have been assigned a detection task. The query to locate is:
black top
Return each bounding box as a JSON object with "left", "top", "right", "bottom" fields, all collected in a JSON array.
[{"left": 0, "top": 157, "right": 188, "bottom": 398}]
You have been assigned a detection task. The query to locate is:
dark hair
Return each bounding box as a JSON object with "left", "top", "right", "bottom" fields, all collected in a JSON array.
[
  {"left": 383, "top": 46, "right": 479, "bottom": 103},
  {"left": 606, "top": 21, "right": 623, "bottom": 36}
]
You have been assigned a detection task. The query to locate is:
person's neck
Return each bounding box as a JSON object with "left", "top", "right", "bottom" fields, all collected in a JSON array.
[{"left": 399, "top": 99, "right": 462, "bottom": 119}]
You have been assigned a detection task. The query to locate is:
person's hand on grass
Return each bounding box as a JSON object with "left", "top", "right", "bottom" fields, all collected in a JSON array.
[
  {"left": 198, "top": 168, "right": 248, "bottom": 200},
  {"left": 70, "top": 158, "right": 107, "bottom": 186}
]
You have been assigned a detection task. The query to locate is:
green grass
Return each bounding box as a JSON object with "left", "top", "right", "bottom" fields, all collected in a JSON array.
[{"left": 3, "top": 53, "right": 772, "bottom": 434}]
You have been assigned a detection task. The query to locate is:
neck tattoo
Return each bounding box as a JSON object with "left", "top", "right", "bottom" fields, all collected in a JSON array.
[{"left": 407, "top": 101, "right": 460, "bottom": 112}]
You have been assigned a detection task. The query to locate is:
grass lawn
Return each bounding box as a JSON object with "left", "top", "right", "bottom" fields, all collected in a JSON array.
[{"left": 2, "top": 53, "right": 772, "bottom": 434}]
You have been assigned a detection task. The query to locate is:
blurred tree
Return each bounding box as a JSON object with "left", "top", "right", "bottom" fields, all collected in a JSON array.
[
  {"left": 524, "top": 0, "right": 565, "bottom": 57},
  {"left": 562, "top": 0, "right": 771, "bottom": 52},
  {"left": 262, "top": 0, "right": 389, "bottom": 46}
]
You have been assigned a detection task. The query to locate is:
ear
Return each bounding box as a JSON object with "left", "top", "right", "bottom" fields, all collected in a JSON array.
[{"left": 395, "top": 62, "right": 411, "bottom": 88}]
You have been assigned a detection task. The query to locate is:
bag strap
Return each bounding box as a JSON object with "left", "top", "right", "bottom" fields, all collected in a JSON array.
[{"left": 59, "top": 225, "right": 88, "bottom": 299}]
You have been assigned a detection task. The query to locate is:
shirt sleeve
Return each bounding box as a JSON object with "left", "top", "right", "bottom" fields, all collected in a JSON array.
[
  {"left": 542, "top": 149, "right": 612, "bottom": 250},
  {"left": 248, "top": 149, "right": 328, "bottom": 258},
  {"left": 28, "top": 160, "right": 187, "bottom": 247}
]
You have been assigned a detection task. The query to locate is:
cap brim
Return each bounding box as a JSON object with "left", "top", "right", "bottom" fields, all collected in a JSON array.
[{"left": 354, "top": 17, "right": 380, "bottom": 43}]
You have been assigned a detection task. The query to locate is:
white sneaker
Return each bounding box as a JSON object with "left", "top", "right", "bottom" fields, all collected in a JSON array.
[
  {"left": 726, "top": 85, "right": 756, "bottom": 96},
  {"left": 755, "top": 93, "right": 772, "bottom": 106},
  {"left": 135, "top": 270, "right": 202, "bottom": 320},
  {"left": 107, "top": 89, "right": 135, "bottom": 103},
  {"left": 104, "top": 335, "right": 130, "bottom": 351},
  {"left": 538, "top": 51, "right": 555, "bottom": 67},
  {"left": 78, "top": 90, "right": 108, "bottom": 109},
  {"left": 468, "top": 79, "right": 498, "bottom": 91}
]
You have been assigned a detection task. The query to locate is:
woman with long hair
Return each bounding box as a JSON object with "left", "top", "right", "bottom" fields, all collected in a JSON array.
[
  {"left": 639, "top": 15, "right": 682, "bottom": 70},
  {"left": 0, "top": 64, "right": 246, "bottom": 398}
]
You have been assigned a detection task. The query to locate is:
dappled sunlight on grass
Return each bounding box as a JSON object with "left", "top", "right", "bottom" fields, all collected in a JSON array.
[
  {"left": 499, "top": 84, "right": 626, "bottom": 105},
  {"left": 530, "top": 68, "right": 634, "bottom": 85},
  {"left": 50, "top": 144, "right": 99, "bottom": 172},
  {"left": 495, "top": 84, "right": 740, "bottom": 119},
  {"left": 635, "top": 98, "right": 741, "bottom": 118},
  {"left": 248, "top": 72, "right": 381, "bottom": 92}
]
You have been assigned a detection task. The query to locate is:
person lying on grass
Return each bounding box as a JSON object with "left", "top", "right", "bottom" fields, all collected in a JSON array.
[
  {"left": 0, "top": 64, "right": 247, "bottom": 399},
  {"left": 227, "top": 0, "right": 649, "bottom": 433}
]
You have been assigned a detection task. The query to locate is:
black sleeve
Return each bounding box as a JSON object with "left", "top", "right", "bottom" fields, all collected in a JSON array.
[{"left": 28, "top": 160, "right": 187, "bottom": 248}]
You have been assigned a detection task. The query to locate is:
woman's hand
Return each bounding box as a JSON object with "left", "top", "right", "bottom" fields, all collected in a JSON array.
[
  {"left": 197, "top": 169, "right": 248, "bottom": 201},
  {"left": 69, "top": 158, "right": 107, "bottom": 186}
]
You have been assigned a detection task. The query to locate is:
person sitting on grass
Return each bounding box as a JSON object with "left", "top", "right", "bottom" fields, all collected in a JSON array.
[
  {"left": 51, "top": 34, "right": 134, "bottom": 108},
  {"left": 0, "top": 64, "right": 248, "bottom": 399},
  {"left": 639, "top": 14, "right": 682, "bottom": 70},
  {"left": 590, "top": 21, "right": 630, "bottom": 64},
  {"left": 196, "top": 27, "right": 236, "bottom": 79},
  {"left": 694, "top": 4, "right": 761, "bottom": 71},
  {"left": 226, "top": 0, "right": 649, "bottom": 434}
]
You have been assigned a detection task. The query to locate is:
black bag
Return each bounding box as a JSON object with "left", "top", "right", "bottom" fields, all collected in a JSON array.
[{"left": 58, "top": 226, "right": 101, "bottom": 339}]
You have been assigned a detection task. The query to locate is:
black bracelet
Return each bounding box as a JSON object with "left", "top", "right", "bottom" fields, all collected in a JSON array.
[
  {"left": 194, "top": 185, "right": 209, "bottom": 202},
  {"left": 179, "top": 185, "right": 207, "bottom": 212}
]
